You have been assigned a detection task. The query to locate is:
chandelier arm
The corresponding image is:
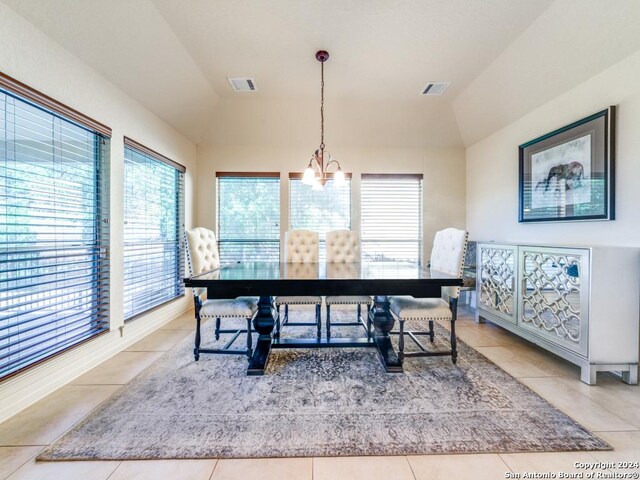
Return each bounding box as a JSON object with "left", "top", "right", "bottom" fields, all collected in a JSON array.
[{"left": 324, "top": 158, "right": 342, "bottom": 171}]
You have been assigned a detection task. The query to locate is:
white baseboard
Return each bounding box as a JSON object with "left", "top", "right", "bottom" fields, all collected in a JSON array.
[{"left": 0, "top": 298, "right": 192, "bottom": 424}]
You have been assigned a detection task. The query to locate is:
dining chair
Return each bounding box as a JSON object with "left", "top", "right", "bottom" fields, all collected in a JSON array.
[
  {"left": 324, "top": 230, "right": 372, "bottom": 338},
  {"left": 389, "top": 227, "right": 468, "bottom": 364},
  {"left": 184, "top": 227, "right": 258, "bottom": 361},
  {"left": 274, "top": 230, "right": 322, "bottom": 339}
]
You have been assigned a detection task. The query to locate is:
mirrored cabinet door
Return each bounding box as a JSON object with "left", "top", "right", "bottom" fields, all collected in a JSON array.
[
  {"left": 477, "top": 244, "right": 518, "bottom": 324},
  {"left": 518, "top": 247, "right": 589, "bottom": 356}
]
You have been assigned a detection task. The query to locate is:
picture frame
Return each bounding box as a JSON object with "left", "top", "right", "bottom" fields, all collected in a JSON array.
[{"left": 518, "top": 106, "right": 616, "bottom": 223}]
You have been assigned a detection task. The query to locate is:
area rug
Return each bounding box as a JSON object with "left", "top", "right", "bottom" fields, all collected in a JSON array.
[{"left": 38, "top": 307, "right": 610, "bottom": 460}]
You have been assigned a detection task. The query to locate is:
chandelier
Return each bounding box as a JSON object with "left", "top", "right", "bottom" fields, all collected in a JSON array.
[{"left": 302, "top": 50, "right": 346, "bottom": 190}]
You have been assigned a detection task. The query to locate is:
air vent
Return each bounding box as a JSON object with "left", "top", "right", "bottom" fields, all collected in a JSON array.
[
  {"left": 227, "top": 77, "right": 257, "bottom": 92},
  {"left": 420, "top": 81, "right": 451, "bottom": 96}
]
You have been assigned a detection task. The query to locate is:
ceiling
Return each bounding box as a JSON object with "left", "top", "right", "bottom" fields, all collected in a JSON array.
[{"left": 3, "top": 0, "right": 640, "bottom": 147}]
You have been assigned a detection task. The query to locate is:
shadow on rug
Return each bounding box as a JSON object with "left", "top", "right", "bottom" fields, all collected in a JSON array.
[{"left": 38, "top": 306, "right": 610, "bottom": 460}]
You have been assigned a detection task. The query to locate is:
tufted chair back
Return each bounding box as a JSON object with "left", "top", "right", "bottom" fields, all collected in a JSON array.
[
  {"left": 284, "top": 230, "right": 319, "bottom": 263},
  {"left": 429, "top": 228, "right": 468, "bottom": 299},
  {"left": 185, "top": 227, "right": 221, "bottom": 275},
  {"left": 326, "top": 230, "right": 361, "bottom": 264}
]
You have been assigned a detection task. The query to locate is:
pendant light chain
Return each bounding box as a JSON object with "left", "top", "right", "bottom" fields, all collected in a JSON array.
[
  {"left": 320, "top": 60, "right": 325, "bottom": 151},
  {"left": 303, "top": 50, "right": 345, "bottom": 188}
]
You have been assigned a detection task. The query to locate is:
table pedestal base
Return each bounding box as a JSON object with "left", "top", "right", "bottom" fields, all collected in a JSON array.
[
  {"left": 370, "top": 295, "right": 403, "bottom": 372},
  {"left": 246, "top": 295, "right": 404, "bottom": 375},
  {"left": 247, "top": 296, "right": 277, "bottom": 376}
]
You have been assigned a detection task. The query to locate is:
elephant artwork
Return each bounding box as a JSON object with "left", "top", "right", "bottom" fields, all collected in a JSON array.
[
  {"left": 536, "top": 161, "right": 585, "bottom": 193},
  {"left": 531, "top": 134, "right": 592, "bottom": 209}
]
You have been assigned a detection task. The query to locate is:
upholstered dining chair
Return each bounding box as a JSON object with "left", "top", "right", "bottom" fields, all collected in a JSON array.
[
  {"left": 324, "top": 230, "right": 372, "bottom": 338},
  {"left": 275, "top": 230, "right": 322, "bottom": 339},
  {"left": 184, "top": 227, "right": 258, "bottom": 361},
  {"left": 389, "top": 228, "right": 468, "bottom": 364}
]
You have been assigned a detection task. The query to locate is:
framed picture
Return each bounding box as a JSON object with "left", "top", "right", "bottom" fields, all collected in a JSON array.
[{"left": 519, "top": 106, "right": 615, "bottom": 223}]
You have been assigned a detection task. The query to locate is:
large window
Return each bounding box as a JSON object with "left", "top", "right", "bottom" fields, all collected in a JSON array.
[
  {"left": 0, "top": 75, "right": 110, "bottom": 379},
  {"left": 361, "top": 174, "right": 423, "bottom": 264},
  {"left": 289, "top": 174, "right": 351, "bottom": 260},
  {"left": 123, "top": 138, "right": 184, "bottom": 320},
  {"left": 217, "top": 173, "right": 280, "bottom": 262}
]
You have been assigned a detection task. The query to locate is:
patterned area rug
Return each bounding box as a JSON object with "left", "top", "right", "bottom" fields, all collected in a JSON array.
[{"left": 38, "top": 307, "right": 610, "bottom": 460}]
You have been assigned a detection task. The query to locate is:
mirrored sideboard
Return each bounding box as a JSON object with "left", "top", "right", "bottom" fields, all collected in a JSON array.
[{"left": 476, "top": 242, "right": 639, "bottom": 385}]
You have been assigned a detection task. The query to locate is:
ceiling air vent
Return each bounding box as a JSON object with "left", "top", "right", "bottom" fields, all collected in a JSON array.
[
  {"left": 421, "top": 81, "right": 451, "bottom": 96},
  {"left": 227, "top": 77, "right": 257, "bottom": 92}
]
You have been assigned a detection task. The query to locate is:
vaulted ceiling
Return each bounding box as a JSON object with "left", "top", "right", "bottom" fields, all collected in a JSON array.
[{"left": 3, "top": 0, "right": 640, "bottom": 147}]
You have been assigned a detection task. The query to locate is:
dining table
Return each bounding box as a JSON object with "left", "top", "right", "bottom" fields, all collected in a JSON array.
[{"left": 183, "top": 261, "right": 463, "bottom": 375}]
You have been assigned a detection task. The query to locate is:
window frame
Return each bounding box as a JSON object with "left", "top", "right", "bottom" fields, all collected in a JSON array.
[
  {"left": 216, "top": 172, "right": 281, "bottom": 263},
  {"left": 122, "top": 137, "right": 185, "bottom": 322},
  {"left": 288, "top": 172, "right": 353, "bottom": 261},
  {"left": 0, "top": 72, "right": 111, "bottom": 380},
  {"left": 360, "top": 173, "right": 424, "bottom": 265}
]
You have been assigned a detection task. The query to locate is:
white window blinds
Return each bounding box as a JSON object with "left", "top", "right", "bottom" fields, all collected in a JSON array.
[
  {"left": 289, "top": 175, "right": 351, "bottom": 261},
  {"left": 0, "top": 84, "right": 110, "bottom": 379},
  {"left": 123, "top": 139, "right": 185, "bottom": 320},
  {"left": 361, "top": 174, "right": 423, "bottom": 264},
  {"left": 216, "top": 173, "right": 280, "bottom": 262}
]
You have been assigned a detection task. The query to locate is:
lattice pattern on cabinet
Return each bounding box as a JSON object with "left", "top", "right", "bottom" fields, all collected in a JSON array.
[
  {"left": 521, "top": 251, "right": 581, "bottom": 344},
  {"left": 479, "top": 247, "right": 514, "bottom": 315}
]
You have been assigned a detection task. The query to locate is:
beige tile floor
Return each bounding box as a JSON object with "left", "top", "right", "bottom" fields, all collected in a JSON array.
[{"left": 1, "top": 307, "right": 639, "bottom": 480}]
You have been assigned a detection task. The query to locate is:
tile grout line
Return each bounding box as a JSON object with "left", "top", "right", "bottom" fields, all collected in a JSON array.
[
  {"left": 497, "top": 453, "right": 517, "bottom": 474},
  {"left": 208, "top": 457, "right": 220, "bottom": 480},
  {"left": 103, "top": 460, "right": 122, "bottom": 480},
  {"left": 551, "top": 379, "right": 640, "bottom": 430},
  {"left": 520, "top": 377, "right": 640, "bottom": 431},
  {"left": 405, "top": 455, "right": 419, "bottom": 480},
  {"left": 1, "top": 445, "right": 44, "bottom": 480}
]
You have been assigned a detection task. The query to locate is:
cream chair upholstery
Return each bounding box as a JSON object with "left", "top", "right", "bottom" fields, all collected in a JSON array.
[
  {"left": 185, "top": 227, "right": 220, "bottom": 273},
  {"left": 283, "top": 230, "right": 320, "bottom": 263},
  {"left": 185, "top": 227, "right": 258, "bottom": 360},
  {"left": 275, "top": 230, "right": 322, "bottom": 339},
  {"left": 324, "top": 230, "right": 372, "bottom": 338},
  {"left": 389, "top": 228, "right": 468, "bottom": 364}
]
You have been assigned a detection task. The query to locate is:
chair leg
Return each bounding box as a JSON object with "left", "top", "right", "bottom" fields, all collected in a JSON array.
[
  {"left": 284, "top": 305, "right": 289, "bottom": 325},
  {"left": 450, "top": 298, "right": 458, "bottom": 364},
  {"left": 192, "top": 296, "right": 203, "bottom": 361},
  {"left": 316, "top": 304, "right": 322, "bottom": 339},
  {"left": 326, "top": 304, "right": 331, "bottom": 339},
  {"left": 429, "top": 320, "right": 435, "bottom": 342},
  {"left": 366, "top": 305, "right": 372, "bottom": 339},
  {"left": 275, "top": 305, "right": 281, "bottom": 339},
  {"left": 246, "top": 317, "right": 253, "bottom": 360},
  {"left": 215, "top": 318, "right": 221, "bottom": 340},
  {"left": 398, "top": 318, "right": 405, "bottom": 362},
  {"left": 194, "top": 313, "right": 202, "bottom": 361}
]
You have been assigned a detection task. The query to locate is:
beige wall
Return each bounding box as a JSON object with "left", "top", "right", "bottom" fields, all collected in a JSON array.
[
  {"left": 196, "top": 144, "right": 466, "bottom": 261},
  {"left": 466, "top": 49, "right": 640, "bottom": 247},
  {"left": 0, "top": 4, "right": 197, "bottom": 422}
]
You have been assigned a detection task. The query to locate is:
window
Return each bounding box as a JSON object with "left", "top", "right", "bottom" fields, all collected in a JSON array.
[
  {"left": 361, "top": 174, "right": 423, "bottom": 264},
  {"left": 0, "top": 74, "right": 110, "bottom": 379},
  {"left": 289, "top": 174, "right": 351, "bottom": 260},
  {"left": 123, "top": 138, "right": 184, "bottom": 320},
  {"left": 217, "top": 173, "right": 280, "bottom": 262}
]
